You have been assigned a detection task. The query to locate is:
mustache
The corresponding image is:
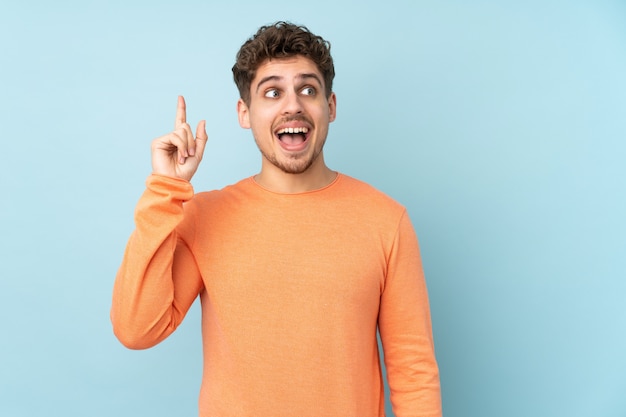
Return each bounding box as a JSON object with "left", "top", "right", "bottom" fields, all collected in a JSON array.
[{"left": 273, "top": 115, "right": 313, "bottom": 129}]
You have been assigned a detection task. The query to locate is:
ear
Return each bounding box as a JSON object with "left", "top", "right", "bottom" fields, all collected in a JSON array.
[
  {"left": 328, "top": 92, "right": 337, "bottom": 123},
  {"left": 237, "top": 99, "right": 251, "bottom": 129}
]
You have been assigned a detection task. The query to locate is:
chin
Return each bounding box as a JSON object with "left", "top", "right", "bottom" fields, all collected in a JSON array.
[
  {"left": 276, "top": 159, "right": 315, "bottom": 175},
  {"left": 270, "top": 151, "right": 320, "bottom": 175}
]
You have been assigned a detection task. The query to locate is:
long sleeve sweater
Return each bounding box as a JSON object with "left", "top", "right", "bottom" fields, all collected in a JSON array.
[{"left": 111, "top": 173, "right": 441, "bottom": 417}]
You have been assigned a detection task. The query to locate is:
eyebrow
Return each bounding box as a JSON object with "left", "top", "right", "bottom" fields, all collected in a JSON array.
[{"left": 255, "top": 73, "right": 323, "bottom": 93}]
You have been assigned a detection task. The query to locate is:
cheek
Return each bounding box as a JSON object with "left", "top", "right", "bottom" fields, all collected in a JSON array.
[
  {"left": 249, "top": 108, "right": 275, "bottom": 127},
  {"left": 250, "top": 118, "right": 275, "bottom": 141}
]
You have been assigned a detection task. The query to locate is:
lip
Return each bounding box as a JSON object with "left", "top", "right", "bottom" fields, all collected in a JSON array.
[
  {"left": 274, "top": 121, "right": 312, "bottom": 153},
  {"left": 274, "top": 120, "right": 311, "bottom": 132}
]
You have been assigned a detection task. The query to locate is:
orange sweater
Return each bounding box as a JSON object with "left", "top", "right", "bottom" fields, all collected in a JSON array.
[{"left": 111, "top": 174, "right": 441, "bottom": 417}]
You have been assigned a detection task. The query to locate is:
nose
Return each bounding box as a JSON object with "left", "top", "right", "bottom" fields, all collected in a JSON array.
[{"left": 281, "top": 90, "right": 303, "bottom": 115}]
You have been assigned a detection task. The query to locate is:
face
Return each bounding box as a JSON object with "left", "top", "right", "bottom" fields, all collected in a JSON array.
[{"left": 237, "top": 56, "right": 336, "bottom": 175}]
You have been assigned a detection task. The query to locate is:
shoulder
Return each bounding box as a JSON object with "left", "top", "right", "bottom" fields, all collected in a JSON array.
[
  {"left": 331, "top": 174, "right": 410, "bottom": 237},
  {"left": 184, "top": 177, "right": 255, "bottom": 213},
  {"left": 336, "top": 174, "right": 406, "bottom": 214}
]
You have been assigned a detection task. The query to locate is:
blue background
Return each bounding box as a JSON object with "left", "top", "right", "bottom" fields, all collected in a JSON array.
[{"left": 1, "top": 1, "right": 625, "bottom": 416}]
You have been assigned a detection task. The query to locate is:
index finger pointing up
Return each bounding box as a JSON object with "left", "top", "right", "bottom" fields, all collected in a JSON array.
[{"left": 175, "top": 95, "right": 186, "bottom": 128}]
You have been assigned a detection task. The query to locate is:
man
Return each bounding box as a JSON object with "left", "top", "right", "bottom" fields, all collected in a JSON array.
[{"left": 111, "top": 21, "right": 441, "bottom": 417}]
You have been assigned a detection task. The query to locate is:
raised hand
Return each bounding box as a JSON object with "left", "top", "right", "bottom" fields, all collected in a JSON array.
[{"left": 151, "top": 96, "right": 208, "bottom": 182}]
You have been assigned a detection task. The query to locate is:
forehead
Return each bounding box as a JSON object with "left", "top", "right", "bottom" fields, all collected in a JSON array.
[{"left": 252, "top": 56, "right": 324, "bottom": 86}]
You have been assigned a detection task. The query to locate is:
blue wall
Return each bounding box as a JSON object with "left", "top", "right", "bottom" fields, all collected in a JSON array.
[{"left": 1, "top": 1, "right": 625, "bottom": 416}]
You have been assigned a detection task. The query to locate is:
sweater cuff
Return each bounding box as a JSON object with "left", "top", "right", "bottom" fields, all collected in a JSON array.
[{"left": 145, "top": 174, "right": 195, "bottom": 202}]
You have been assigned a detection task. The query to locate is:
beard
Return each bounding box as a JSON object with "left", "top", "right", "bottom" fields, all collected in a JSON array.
[{"left": 256, "top": 138, "right": 326, "bottom": 174}]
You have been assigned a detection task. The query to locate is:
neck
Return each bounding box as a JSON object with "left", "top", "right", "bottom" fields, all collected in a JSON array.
[{"left": 254, "top": 153, "right": 337, "bottom": 193}]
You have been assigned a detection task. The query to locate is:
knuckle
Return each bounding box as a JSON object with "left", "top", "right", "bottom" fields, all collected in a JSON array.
[{"left": 172, "top": 132, "right": 185, "bottom": 144}]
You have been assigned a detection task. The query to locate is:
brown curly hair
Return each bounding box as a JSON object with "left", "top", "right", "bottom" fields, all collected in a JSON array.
[{"left": 232, "top": 21, "right": 335, "bottom": 105}]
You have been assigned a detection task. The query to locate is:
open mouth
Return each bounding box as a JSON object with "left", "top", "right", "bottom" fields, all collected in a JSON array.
[{"left": 276, "top": 126, "right": 310, "bottom": 149}]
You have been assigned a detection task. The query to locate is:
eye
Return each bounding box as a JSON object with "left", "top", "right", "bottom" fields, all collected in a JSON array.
[
  {"left": 264, "top": 89, "right": 280, "bottom": 98},
  {"left": 301, "top": 86, "right": 316, "bottom": 96}
]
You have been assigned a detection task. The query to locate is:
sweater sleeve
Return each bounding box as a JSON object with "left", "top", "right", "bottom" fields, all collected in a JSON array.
[
  {"left": 111, "top": 174, "right": 204, "bottom": 350},
  {"left": 378, "top": 210, "right": 442, "bottom": 417}
]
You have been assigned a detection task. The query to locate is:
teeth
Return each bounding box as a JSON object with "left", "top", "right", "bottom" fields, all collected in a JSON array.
[{"left": 277, "top": 127, "right": 309, "bottom": 134}]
